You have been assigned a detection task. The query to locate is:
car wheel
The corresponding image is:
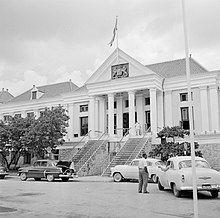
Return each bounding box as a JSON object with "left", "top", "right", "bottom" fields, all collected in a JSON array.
[
  {"left": 46, "top": 174, "right": 54, "bottom": 182},
  {"left": 172, "top": 184, "right": 181, "bottom": 197},
  {"left": 34, "top": 178, "right": 41, "bottom": 181},
  {"left": 152, "top": 174, "right": 158, "bottom": 183},
  {"left": 0, "top": 175, "right": 5, "bottom": 179},
  {"left": 210, "top": 190, "right": 219, "bottom": 198},
  {"left": 158, "top": 180, "right": 164, "bottom": 190},
  {"left": 20, "top": 172, "right": 27, "bottom": 181},
  {"left": 113, "top": 172, "right": 123, "bottom": 182},
  {"left": 62, "top": 178, "right": 69, "bottom": 182}
]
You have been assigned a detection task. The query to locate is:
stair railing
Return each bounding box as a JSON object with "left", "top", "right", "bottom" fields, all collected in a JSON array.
[
  {"left": 124, "top": 127, "right": 152, "bottom": 165},
  {"left": 75, "top": 131, "right": 108, "bottom": 170},
  {"left": 76, "top": 132, "right": 109, "bottom": 175},
  {"left": 101, "top": 128, "right": 132, "bottom": 176},
  {"left": 71, "top": 130, "right": 91, "bottom": 161}
]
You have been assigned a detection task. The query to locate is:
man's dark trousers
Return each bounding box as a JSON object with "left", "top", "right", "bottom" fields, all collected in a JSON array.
[{"left": 138, "top": 168, "right": 148, "bottom": 193}]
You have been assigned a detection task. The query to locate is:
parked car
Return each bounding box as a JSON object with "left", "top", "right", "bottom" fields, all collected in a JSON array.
[
  {"left": 110, "top": 158, "right": 164, "bottom": 182},
  {"left": 157, "top": 156, "right": 220, "bottom": 198},
  {"left": 18, "top": 159, "right": 76, "bottom": 182},
  {"left": 0, "top": 166, "right": 8, "bottom": 179}
]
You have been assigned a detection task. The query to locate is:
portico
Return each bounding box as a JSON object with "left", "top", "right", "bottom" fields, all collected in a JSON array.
[{"left": 84, "top": 48, "right": 164, "bottom": 139}]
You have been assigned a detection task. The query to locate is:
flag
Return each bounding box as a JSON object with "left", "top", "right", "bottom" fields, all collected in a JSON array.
[{"left": 108, "top": 17, "right": 118, "bottom": 47}]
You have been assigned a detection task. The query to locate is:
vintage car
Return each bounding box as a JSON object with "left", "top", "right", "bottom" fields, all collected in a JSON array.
[
  {"left": 157, "top": 156, "right": 220, "bottom": 198},
  {"left": 18, "top": 159, "right": 76, "bottom": 182},
  {"left": 110, "top": 158, "right": 164, "bottom": 182},
  {"left": 0, "top": 166, "right": 8, "bottom": 179}
]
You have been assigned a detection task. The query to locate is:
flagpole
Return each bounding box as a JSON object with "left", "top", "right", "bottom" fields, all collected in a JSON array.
[
  {"left": 116, "top": 16, "right": 119, "bottom": 64},
  {"left": 181, "top": 1, "right": 198, "bottom": 218}
]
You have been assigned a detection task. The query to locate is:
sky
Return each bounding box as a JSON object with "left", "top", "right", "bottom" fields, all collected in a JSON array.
[{"left": 0, "top": 0, "right": 220, "bottom": 96}]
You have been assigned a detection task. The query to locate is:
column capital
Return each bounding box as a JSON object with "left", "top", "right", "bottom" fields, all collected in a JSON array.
[
  {"left": 128, "top": 90, "right": 135, "bottom": 95},
  {"left": 209, "top": 84, "right": 218, "bottom": 90},
  {"left": 107, "top": 93, "right": 114, "bottom": 98},
  {"left": 199, "top": 85, "right": 208, "bottom": 90}
]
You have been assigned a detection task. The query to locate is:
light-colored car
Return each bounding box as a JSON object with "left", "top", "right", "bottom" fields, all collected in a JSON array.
[
  {"left": 110, "top": 158, "right": 164, "bottom": 182},
  {"left": 157, "top": 156, "right": 220, "bottom": 198}
]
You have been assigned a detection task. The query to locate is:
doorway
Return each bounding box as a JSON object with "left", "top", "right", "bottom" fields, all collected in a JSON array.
[{"left": 123, "top": 113, "right": 129, "bottom": 135}]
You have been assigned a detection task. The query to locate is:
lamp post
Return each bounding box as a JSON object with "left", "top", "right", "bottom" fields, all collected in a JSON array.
[{"left": 181, "top": 1, "right": 198, "bottom": 217}]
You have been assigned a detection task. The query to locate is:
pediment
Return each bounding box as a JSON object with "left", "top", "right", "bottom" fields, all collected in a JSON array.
[{"left": 85, "top": 48, "right": 156, "bottom": 84}]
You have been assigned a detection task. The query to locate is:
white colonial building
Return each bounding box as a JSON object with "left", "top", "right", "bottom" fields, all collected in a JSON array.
[{"left": 0, "top": 48, "right": 220, "bottom": 169}]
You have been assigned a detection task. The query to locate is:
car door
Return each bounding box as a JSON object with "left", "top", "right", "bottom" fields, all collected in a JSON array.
[
  {"left": 27, "top": 161, "right": 42, "bottom": 178},
  {"left": 125, "top": 160, "right": 139, "bottom": 180},
  {"left": 163, "top": 161, "right": 175, "bottom": 188}
]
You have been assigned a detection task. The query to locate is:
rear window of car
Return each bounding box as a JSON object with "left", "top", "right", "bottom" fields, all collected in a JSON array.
[
  {"left": 155, "top": 161, "right": 164, "bottom": 166},
  {"left": 179, "top": 160, "right": 210, "bottom": 169}
]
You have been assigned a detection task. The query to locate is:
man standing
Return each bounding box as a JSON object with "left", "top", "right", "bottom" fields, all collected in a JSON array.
[
  {"left": 135, "top": 121, "right": 141, "bottom": 136},
  {"left": 138, "top": 153, "right": 149, "bottom": 193}
]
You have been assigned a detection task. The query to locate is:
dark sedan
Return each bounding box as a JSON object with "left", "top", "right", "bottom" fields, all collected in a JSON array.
[
  {"left": 0, "top": 166, "right": 8, "bottom": 179},
  {"left": 18, "top": 159, "right": 76, "bottom": 182}
]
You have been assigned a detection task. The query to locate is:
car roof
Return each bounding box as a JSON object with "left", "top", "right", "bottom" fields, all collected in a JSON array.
[
  {"left": 168, "top": 156, "right": 205, "bottom": 162},
  {"left": 132, "top": 158, "right": 162, "bottom": 162}
]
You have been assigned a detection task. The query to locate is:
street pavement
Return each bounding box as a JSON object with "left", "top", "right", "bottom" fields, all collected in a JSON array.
[{"left": 0, "top": 175, "right": 219, "bottom": 218}]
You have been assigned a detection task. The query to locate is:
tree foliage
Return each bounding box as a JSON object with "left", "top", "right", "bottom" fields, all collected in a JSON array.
[
  {"left": 0, "top": 105, "right": 69, "bottom": 169},
  {"left": 149, "top": 126, "right": 202, "bottom": 162}
]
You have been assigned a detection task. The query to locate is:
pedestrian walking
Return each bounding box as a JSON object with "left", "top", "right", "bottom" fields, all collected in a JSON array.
[{"left": 138, "top": 153, "right": 149, "bottom": 193}]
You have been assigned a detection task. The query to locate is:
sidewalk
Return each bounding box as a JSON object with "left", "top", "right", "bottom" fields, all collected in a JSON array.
[{"left": 75, "top": 175, "right": 113, "bottom": 182}]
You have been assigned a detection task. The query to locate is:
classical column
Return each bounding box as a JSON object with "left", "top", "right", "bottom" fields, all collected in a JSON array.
[
  {"left": 164, "top": 91, "right": 172, "bottom": 126},
  {"left": 157, "top": 91, "right": 164, "bottom": 130},
  {"left": 136, "top": 93, "right": 144, "bottom": 135},
  {"left": 128, "top": 90, "right": 136, "bottom": 136},
  {"left": 67, "top": 103, "right": 74, "bottom": 141},
  {"left": 99, "top": 97, "right": 105, "bottom": 134},
  {"left": 150, "top": 88, "right": 157, "bottom": 134},
  {"left": 88, "top": 96, "right": 95, "bottom": 138},
  {"left": 209, "top": 85, "right": 220, "bottom": 133},
  {"left": 117, "top": 96, "right": 123, "bottom": 137},
  {"left": 199, "top": 86, "right": 209, "bottom": 133},
  {"left": 108, "top": 93, "right": 114, "bottom": 138},
  {"left": 95, "top": 98, "right": 99, "bottom": 137}
]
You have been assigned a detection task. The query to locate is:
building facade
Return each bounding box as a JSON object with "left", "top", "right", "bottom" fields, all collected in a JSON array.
[{"left": 0, "top": 48, "right": 220, "bottom": 166}]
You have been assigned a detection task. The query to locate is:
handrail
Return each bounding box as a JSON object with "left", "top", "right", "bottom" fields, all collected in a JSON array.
[
  {"left": 71, "top": 130, "right": 91, "bottom": 161},
  {"left": 76, "top": 131, "right": 109, "bottom": 174},
  {"left": 101, "top": 128, "right": 131, "bottom": 176},
  {"left": 143, "top": 126, "right": 151, "bottom": 138},
  {"left": 75, "top": 130, "right": 107, "bottom": 167},
  {"left": 77, "top": 138, "right": 109, "bottom": 175},
  {"left": 116, "top": 127, "right": 131, "bottom": 150}
]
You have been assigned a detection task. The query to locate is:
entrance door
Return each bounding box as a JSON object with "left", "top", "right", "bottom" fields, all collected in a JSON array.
[
  {"left": 123, "top": 113, "right": 129, "bottom": 135},
  {"left": 181, "top": 107, "right": 189, "bottom": 130},
  {"left": 145, "top": 111, "right": 151, "bottom": 131},
  {"left": 80, "top": 116, "right": 88, "bottom": 136}
]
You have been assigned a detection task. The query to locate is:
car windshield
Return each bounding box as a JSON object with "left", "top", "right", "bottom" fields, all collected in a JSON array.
[{"left": 179, "top": 160, "right": 210, "bottom": 169}]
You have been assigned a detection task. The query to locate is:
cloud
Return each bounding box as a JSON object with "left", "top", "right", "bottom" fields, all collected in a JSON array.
[{"left": 0, "top": 70, "right": 47, "bottom": 96}]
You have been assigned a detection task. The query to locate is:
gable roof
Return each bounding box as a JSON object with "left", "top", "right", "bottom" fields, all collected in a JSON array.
[
  {"left": 0, "top": 89, "right": 14, "bottom": 104},
  {"left": 8, "top": 81, "right": 78, "bottom": 103},
  {"left": 146, "top": 58, "right": 207, "bottom": 78}
]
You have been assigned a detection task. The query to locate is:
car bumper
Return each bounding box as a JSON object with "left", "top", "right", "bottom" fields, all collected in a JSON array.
[
  {"left": 59, "top": 174, "right": 73, "bottom": 178},
  {"left": 0, "top": 172, "right": 8, "bottom": 176},
  {"left": 180, "top": 184, "right": 220, "bottom": 191}
]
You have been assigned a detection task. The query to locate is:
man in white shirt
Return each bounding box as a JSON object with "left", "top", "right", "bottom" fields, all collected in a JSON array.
[{"left": 138, "top": 153, "right": 149, "bottom": 193}]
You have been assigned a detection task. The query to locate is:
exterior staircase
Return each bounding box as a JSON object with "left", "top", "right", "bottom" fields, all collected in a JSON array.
[
  {"left": 101, "top": 136, "right": 150, "bottom": 177},
  {"left": 73, "top": 140, "right": 103, "bottom": 171}
]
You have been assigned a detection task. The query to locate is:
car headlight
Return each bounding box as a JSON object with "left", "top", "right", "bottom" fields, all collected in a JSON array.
[{"left": 181, "top": 175, "right": 185, "bottom": 183}]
